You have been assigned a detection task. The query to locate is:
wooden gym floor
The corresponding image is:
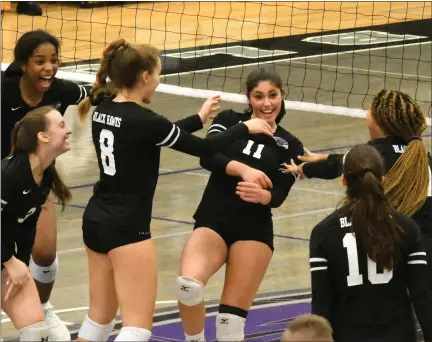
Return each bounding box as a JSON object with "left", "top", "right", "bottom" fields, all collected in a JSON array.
[{"left": 1, "top": 2, "right": 431, "bottom": 340}]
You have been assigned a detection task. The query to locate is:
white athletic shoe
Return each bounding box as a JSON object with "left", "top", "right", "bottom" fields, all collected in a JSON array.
[{"left": 43, "top": 302, "right": 71, "bottom": 341}]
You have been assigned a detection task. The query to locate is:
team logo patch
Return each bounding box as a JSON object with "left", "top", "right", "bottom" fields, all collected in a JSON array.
[{"left": 273, "top": 137, "right": 289, "bottom": 149}]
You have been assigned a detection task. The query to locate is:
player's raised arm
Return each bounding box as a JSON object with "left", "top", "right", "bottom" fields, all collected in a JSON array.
[{"left": 149, "top": 110, "right": 273, "bottom": 158}]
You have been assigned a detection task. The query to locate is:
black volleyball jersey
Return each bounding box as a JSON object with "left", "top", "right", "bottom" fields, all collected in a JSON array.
[
  {"left": 1, "top": 71, "right": 90, "bottom": 158},
  {"left": 83, "top": 100, "right": 249, "bottom": 227},
  {"left": 310, "top": 209, "right": 432, "bottom": 341},
  {"left": 194, "top": 110, "right": 304, "bottom": 224},
  {"left": 302, "top": 136, "right": 432, "bottom": 236},
  {"left": 1, "top": 153, "right": 53, "bottom": 265}
]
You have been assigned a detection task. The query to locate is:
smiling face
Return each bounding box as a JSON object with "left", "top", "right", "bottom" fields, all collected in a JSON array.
[
  {"left": 249, "top": 80, "right": 283, "bottom": 125},
  {"left": 39, "top": 109, "right": 72, "bottom": 156},
  {"left": 22, "top": 43, "right": 59, "bottom": 93}
]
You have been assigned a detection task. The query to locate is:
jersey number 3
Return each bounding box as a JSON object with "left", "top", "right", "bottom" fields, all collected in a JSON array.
[
  {"left": 99, "top": 129, "right": 116, "bottom": 176},
  {"left": 343, "top": 233, "right": 393, "bottom": 286}
]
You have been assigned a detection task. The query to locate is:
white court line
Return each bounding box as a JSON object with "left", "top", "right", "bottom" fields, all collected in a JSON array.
[
  {"left": 58, "top": 230, "right": 191, "bottom": 256},
  {"left": 1, "top": 316, "right": 74, "bottom": 324},
  {"left": 1, "top": 301, "right": 175, "bottom": 323},
  {"left": 287, "top": 61, "right": 431, "bottom": 79},
  {"left": 161, "top": 168, "right": 343, "bottom": 196},
  {"left": 273, "top": 207, "right": 334, "bottom": 220},
  {"left": 58, "top": 247, "right": 85, "bottom": 256},
  {"left": 163, "top": 41, "right": 431, "bottom": 78},
  {"left": 292, "top": 186, "right": 343, "bottom": 196},
  {"left": 57, "top": 206, "right": 332, "bottom": 255}
]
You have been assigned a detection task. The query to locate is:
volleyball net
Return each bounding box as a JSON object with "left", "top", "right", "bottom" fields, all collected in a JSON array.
[{"left": 1, "top": 1, "right": 431, "bottom": 122}]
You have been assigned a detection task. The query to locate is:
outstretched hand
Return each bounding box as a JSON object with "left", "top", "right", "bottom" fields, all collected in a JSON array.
[
  {"left": 279, "top": 159, "right": 307, "bottom": 180},
  {"left": 198, "top": 95, "right": 222, "bottom": 124},
  {"left": 297, "top": 148, "right": 327, "bottom": 163}
]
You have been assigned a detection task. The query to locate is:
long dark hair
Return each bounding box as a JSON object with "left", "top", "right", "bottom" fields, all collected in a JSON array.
[
  {"left": 243, "top": 68, "right": 286, "bottom": 124},
  {"left": 341, "top": 144, "right": 404, "bottom": 270},
  {"left": 9, "top": 106, "right": 71, "bottom": 211},
  {"left": 4, "top": 30, "right": 59, "bottom": 78}
]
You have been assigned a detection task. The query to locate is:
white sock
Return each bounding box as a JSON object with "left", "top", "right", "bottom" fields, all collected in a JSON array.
[
  {"left": 41, "top": 302, "right": 51, "bottom": 311},
  {"left": 185, "top": 330, "right": 205, "bottom": 341},
  {"left": 19, "top": 321, "right": 49, "bottom": 341},
  {"left": 114, "top": 326, "right": 151, "bottom": 341}
]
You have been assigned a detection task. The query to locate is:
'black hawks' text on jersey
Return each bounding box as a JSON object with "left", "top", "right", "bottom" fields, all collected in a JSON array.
[
  {"left": 310, "top": 210, "right": 432, "bottom": 342},
  {"left": 83, "top": 101, "right": 249, "bottom": 229},
  {"left": 302, "top": 136, "right": 432, "bottom": 237},
  {"left": 1, "top": 153, "right": 53, "bottom": 267},
  {"left": 1, "top": 71, "right": 89, "bottom": 158},
  {"left": 194, "top": 110, "right": 304, "bottom": 225}
]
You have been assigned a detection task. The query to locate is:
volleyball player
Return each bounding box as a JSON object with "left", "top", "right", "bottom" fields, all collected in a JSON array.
[
  {"left": 1, "top": 29, "right": 91, "bottom": 341},
  {"left": 282, "top": 90, "right": 432, "bottom": 287},
  {"left": 75, "top": 39, "right": 272, "bottom": 342},
  {"left": 309, "top": 144, "right": 432, "bottom": 342},
  {"left": 175, "top": 68, "right": 304, "bottom": 342},
  {"left": 1, "top": 106, "right": 72, "bottom": 341}
]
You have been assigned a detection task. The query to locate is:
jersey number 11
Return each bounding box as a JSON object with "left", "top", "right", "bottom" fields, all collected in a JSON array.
[{"left": 242, "top": 140, "right": 265, "bottom": 159}]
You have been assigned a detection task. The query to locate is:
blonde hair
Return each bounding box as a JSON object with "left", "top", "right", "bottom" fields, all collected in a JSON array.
[
  {"left": 371, "top": 89, "right": 429, "bottom": 216},
  {"left": 282, "top": 314, "right": 333, "bottom": 341}
]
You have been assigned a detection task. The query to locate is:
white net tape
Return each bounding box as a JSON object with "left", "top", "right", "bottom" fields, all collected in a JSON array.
[{"left": 3, "top": 63, "right": 429, "bottom": 126}]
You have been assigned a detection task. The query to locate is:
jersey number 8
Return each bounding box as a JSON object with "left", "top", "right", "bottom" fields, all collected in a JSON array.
[
  {"left": 100, "top": 129, "right": 116, "bottom": 176},
  {"left": 343, "top": 233, "right": 393, "bottom": 286}
]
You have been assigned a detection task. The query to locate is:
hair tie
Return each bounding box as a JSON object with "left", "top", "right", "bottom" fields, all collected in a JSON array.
[
  {"left": 408, "top": 136, "right": 422, "bottom": 142},
  {"left": 344, "top": 168, "right": 373, "bottom": 183}
]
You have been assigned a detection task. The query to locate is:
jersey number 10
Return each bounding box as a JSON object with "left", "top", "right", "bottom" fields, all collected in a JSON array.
[
  {"left": 343, "top": 233, "right": 393, "bottom": 286},
  {"left": 100, "top": 129, "right": 116, "bottom": 176}
]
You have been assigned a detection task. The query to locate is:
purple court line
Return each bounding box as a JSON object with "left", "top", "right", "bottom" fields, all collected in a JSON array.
[
  {"left": 274, "top": 234, "right": 309, "bottom": 242},
  {"left": 60, "top": 204, "right": 309, "bottom": 241},
  {"left": 68, "top": 167, "right": 204, "bottom": 190},
  {"left": 67, "top": 132, "right": 432, "bottom": 191},
  {"left": 64, "top": 203, "right": 195, "bottom": 226}
]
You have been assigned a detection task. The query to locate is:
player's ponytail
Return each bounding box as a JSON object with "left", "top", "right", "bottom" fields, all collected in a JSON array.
[
  {"left": 77, "top": 39, "right": 127, "bottom": 122},
  {"left": 371, "top": 90, "right": 429, "bottom": 216},
  {"left": 78, "top": 39, "right": 160, "bottom": 121},
  {"left": 8, "top": 106, "right": 71, "bottom": 211},
  {"left": 342, "top": 144, "right": 404, "bottom": 271}
]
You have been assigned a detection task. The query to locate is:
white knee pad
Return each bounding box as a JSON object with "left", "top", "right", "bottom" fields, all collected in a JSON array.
[
  {"left": 78, "top": 315, "right": 115, "bottom": 341},
  {"left": 114, "top": 327, "right": 151, "bottom": 341},
  {"left": 216, "top": 313, "right": 246, "bottom": 341},
  {"left": 175, "top": 276, "right": 204, "bottom": 306},
  {"left": 29, "top": 255, "right": 58, "bottom": 283},
  {"left": 19, "top": 321, "right": 49, "bottom": 342}
]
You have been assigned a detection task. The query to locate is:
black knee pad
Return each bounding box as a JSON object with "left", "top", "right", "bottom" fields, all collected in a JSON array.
[{"left": 219, "top": 304, "right": 248, "bottom": 318}]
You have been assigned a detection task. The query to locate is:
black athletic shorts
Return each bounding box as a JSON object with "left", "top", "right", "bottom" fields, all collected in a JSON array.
[
  {"left": 82, "top": 219, "right": 151, "bottom": 254},
  {"left": 193, "top": 219, "right": 274, "bottom": 251}
]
